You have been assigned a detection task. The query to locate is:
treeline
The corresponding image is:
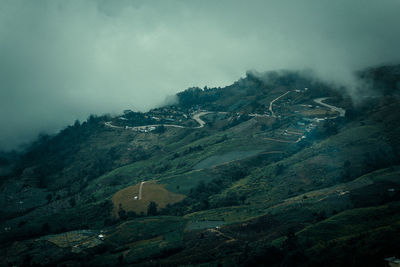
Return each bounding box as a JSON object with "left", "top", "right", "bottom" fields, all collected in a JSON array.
[
  {"left": 10, "top": 114, "right": 134, "bottom": 189},
  {"left": 177, "top": 87, "right": 222, "bottom": 108},
  {"left": 357, "top": 64, "right": 400, "bottom": 96}
]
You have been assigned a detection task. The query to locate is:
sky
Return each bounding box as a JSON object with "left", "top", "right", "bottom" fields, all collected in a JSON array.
[{"left": 1, "top": 0, "right": 400, "bottom": 150}]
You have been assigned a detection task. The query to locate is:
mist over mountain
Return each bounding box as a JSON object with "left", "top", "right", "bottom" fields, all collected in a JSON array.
[
  {"left": 1, "top": 61, "right": 399, "bottom": 266},
  {"left": 1, "top": 0, "right": 400, "bottom": 150},
  {"left": 2, "top": 2, "right": 400, "bottom": 265}
]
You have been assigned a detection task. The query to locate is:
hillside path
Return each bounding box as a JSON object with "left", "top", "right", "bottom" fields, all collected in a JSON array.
[{"left": 138, "top": 181, "right": 146, "bottom": 200}]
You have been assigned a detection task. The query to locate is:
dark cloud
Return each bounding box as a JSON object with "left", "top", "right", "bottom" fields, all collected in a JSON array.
[{"left": 1, "top": 0, "right": 400, "bottom": 150}]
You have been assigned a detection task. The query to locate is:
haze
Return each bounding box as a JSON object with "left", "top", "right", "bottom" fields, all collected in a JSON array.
[{"left": 1, "top": 0, "right": 400, "bottom": 150}]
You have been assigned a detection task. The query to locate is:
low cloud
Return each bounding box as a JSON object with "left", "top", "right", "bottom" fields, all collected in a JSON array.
[{"left": 1, "top": 0, "right": 400, "bottom": 150}]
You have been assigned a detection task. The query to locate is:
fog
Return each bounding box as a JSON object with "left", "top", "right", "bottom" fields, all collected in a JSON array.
[{"left": 1, "top": 0, "right": 400, "bottom": 150}]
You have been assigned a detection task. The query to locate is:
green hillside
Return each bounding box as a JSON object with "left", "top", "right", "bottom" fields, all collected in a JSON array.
[{"left": 1, "top": 65, "right": 400, "bottom": 266}]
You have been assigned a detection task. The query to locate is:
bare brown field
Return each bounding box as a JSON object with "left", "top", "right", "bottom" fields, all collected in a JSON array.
[{"left": 112, "top": 181, "right": 185, "bottom": 218}]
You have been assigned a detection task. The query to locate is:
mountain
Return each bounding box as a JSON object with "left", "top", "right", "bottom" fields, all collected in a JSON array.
[{"left": 0, "top": 65, "right": 399, "bottom": 266}]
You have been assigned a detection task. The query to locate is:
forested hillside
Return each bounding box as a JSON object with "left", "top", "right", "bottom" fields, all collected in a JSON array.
[{"left": 1, "top": 65, "right": 399, "bottom": 266}]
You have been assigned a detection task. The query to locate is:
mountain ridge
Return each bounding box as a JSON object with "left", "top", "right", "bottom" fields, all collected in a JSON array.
[{"left": 0, "top": 64, "right": 399, "bottom": 266}]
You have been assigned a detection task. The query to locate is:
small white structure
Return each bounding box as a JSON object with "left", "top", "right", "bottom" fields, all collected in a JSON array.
[
  {"left": 339, "top": 191, "right": 350, "bottom": 196},
  {"left": 134, "top": 196, "right": 138, "bottom": 200},
  {"left": 98, "top": 234, "right": 105, "bottom": 240}
]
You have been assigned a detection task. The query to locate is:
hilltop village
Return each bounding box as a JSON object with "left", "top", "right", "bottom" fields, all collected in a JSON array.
[{"left": 105, "top": 86, "right": 344, "bottom": 143}]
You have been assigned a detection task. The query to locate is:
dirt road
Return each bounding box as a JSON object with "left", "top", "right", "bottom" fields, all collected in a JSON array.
[{"left": 138, "top": 181, "right": 146, "bottom": 200}]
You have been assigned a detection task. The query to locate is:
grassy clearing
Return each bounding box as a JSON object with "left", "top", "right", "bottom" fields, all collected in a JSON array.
[{"left": 111, "top": 182, "right": 185, "bottom": 217}]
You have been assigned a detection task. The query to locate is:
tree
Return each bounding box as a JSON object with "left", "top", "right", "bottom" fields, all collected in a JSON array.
[
  {"left": 275, "top": 163, "right": 284, "bottom": 176},
  {"left": 118, "top": 204, "right": 127, "bottom": 220},
  {"left": 341, "top": 160, "right": 352, "bottom": 182},
  {"left": 154, "top": 125, "right": 166, "bottom": 134},
  {"left": 147, "top": 201, "right": 158, "bottom": 216},
  {"left": 261, "top": 124, "right": 268, "bottom": 131},
  {"left": 118, "top": 254, "right": 124, "bottom": 265},
  {"left": 69, "top": 197, "right": 76, "bottom": 207},
  {"left": 46, "top": 193, "right": 53, "bottom": 203},
  {"left": 41, "top": 222, "right": 50, "bottom": 234}
]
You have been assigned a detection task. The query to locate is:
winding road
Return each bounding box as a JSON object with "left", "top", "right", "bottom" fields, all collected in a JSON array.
[
  {"left": 192, "top": 111, "right": 211, "bottom": 128},
  {"left": 313, "top": 97, "right": 346, "bottom": 117},
  {"left": 105, "top": 95, "right": 346, "bottom": 141},
  {"left": 105, "top": 111, "right": 211, "bottom": 131},
  {"left": 269, "top": 91, "right": 291, "bottom": 117}
]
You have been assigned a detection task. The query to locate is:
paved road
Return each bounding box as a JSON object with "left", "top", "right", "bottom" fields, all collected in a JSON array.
[
  {"left": 269, "top": 91, "right": 290, "bottom": 117},
  {"left": 314, "top": 97, "right": 346, "bottom": 117},
  {"left": 105, "top": 111, "right": 212, "bottom": 130},
  {"left": 192, "top": 111, "right": 211, "bottom": 128},
  {"left": 104, "top": 121, "right": 123, "bottom": 129}
]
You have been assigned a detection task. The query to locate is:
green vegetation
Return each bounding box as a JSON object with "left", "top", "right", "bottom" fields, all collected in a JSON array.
[{"left": 1, "top": 65, "right": 400, "bottom": 266}]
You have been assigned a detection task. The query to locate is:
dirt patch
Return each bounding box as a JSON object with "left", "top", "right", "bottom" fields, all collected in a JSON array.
[{"left": 112, "top": 182, "right": 185, "bottom": 218}]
